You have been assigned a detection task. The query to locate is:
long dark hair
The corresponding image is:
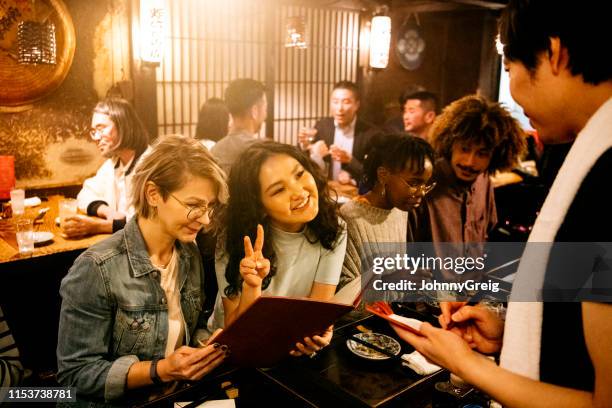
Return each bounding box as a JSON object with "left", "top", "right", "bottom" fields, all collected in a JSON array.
[
  {"left": 195, "top": 98, "right": 229, "bottom": 142},
  {"left": 223, "top": 141, "right": 342, "bottom": 298},
  {"left": 93, "top": 98, "right": 149, "bottom": 157}
]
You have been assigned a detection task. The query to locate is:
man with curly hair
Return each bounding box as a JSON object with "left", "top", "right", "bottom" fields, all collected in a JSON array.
[{"left": 417, "top": 94, "right": 526, "bottom": 253}]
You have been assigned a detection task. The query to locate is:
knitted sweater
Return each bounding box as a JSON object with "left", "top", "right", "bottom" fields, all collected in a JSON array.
[{"left": 339, "top": 199, "right": 408, "bottom": 289}]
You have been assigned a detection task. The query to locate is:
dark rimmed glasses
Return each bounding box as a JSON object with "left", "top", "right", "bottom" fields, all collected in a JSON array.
[{"left": 169, "top": 193, "right": 216, "bottom": 221}]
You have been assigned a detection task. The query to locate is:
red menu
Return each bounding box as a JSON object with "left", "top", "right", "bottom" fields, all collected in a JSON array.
[{"left": 214, "top": 296, "right": 353, "bottom": 367}]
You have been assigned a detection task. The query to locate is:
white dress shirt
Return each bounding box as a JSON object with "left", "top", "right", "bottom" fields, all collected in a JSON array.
[{"left": 331, "top": 118, "right": 356, "bottom": 181}]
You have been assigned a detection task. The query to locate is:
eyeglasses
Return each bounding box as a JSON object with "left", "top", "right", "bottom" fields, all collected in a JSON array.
[
  {"left": 89, "top": 125, "right": 112, "bottom": 140},
  {"left": 397, "top": 178, "right": 437, "bottom": 197},
  {"left": 169, "top": 193, "right": 216, "bottom": 221}
]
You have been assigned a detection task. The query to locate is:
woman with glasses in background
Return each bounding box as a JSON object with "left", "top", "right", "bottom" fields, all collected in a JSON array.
[
  {"left": 338, "top": 134, "right": 435, "bottom": 290},
  {"left": 57, "top": 135, "right": 229, "bottom": 406},
  {"left": 64, "top": 98, "right": 150, "bottom": 238}
]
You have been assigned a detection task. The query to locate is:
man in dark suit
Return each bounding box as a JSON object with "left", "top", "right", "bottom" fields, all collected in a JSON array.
[{"left": 298, "top": 81, "right": 379, "bottom": 184}]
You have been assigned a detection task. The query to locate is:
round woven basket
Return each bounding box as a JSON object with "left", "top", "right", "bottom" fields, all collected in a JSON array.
[{"left": 0, "top": 0, "right": 76, "bottom": 107}]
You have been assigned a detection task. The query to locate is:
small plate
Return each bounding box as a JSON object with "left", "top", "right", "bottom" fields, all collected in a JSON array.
[
  {"left": 346, "top": 332, "right": 401, "bottom": 360},
  {"left": 33, "top": 231, "right": 54, "bottom": 245}
]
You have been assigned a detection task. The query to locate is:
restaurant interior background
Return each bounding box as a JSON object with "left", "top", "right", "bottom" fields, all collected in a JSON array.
[
  {"left": 1, "top": 0, "right": 506, "bottom": 194},
  {"left": 1, "top": 0, "right": 526, "bottom": 391}
]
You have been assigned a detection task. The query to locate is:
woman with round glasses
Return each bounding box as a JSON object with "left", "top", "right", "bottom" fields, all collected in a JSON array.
[
  {"left": 57, "top": 135, "right": 229, "bottom": 406},
  {"left": 65, "top": 98, "right": 150, "bottom": 238},
  {"left": 338, "top": 134, "right": 435, "bottom": 289},
  {"left": 167, "top": 192, "right": 218, "bottom": 222}
]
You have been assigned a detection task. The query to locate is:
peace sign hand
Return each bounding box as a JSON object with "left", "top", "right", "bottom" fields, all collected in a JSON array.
[{"left": 240, "top": 224, "right": 271, "bottom": 288}]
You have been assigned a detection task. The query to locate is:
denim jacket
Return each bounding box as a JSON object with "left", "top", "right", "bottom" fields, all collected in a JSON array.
[{"left": 57, "top": 217, "right": 208, "bottom": 403}]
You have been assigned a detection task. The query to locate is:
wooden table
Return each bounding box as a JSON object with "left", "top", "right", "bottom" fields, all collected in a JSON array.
[
  {"left": 0, "top": 195, "right": 111, "bottom": 264},
  {"left": 0, "top": 195, "right": 112, "bottom": 373}
]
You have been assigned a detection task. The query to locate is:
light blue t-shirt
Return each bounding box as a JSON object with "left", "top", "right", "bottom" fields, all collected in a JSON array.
[{"left": 208, "top": 220, "right": 347, "bottom": 331}]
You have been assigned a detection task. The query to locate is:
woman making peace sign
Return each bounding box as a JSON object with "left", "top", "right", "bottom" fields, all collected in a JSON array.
[{"left": 208, "top": 141, "right": 347, "bottom": 357}]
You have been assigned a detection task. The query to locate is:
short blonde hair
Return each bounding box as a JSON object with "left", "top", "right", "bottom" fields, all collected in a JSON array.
[{"left": 131, "top": 134, "right": 228, "bottom": 220}]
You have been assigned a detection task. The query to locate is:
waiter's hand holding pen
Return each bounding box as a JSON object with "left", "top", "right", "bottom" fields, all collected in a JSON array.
[
  {"left": 439, "top": 301, "right": 468, "bottom": 329},
  {"left": 438, "top": 301, "right": 504, "bottom": 354}
]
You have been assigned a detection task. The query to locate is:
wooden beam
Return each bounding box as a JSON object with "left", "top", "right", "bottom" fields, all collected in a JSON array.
[
  {"left": 278, "top": 0, "right": 369, "bottom": 11},
  {"left": 393, "top": 1, "right": 473, "bottom": 13},
  {"left": 393, "top": 0, "right": 505, "bottom": 14},
  {"left": 450, "top": 0, "right": 506, "bottom": 10}
]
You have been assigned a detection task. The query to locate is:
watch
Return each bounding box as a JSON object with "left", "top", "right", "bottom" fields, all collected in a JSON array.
[{"left": 150, "top": 357, "right": 164, "bottom": 385}]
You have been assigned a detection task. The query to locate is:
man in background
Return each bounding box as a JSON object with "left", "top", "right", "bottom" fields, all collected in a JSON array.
[
  {"left": 401, "top": 90, "right": 438, "bottom": 141},
  {"left": 298, "top": 80, "right": 379, "bottom": 184},
  {"left": 211, "top": 78, "right": 267, "bottom": 174},
  {"left": 415, "top": 95, "right": 525, "bottom": 271}
]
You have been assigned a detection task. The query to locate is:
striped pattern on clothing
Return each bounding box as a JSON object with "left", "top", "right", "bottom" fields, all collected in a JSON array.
[{"left": 0, "top": 306, "right": 23, "bottom": 391}]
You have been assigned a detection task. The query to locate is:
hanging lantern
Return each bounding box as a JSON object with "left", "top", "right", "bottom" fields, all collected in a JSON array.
[
  {"left": 140, "top": 0, "right": 166, "bottom": 65},
  {"left": 17, "top": 19, "right": 57, "bottom": 64},
  {"left": 369, "top": 15, "right": 391, "bottom": 69},
  {"left": 285, "top": 16, "right": 306, "bottom": 49}
]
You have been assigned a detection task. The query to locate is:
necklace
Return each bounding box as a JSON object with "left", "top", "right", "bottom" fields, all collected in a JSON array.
[
  {"left": 151, "top": 249, "right": 174, "bottom": 270},
  {"left": 152, "top": 261, "right": 169, "bottom": 269}
]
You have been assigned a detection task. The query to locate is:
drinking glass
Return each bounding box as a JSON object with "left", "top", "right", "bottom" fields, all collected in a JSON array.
[
  {"left": 15, "top": 218, "right": 34, "bottom": 254},
  {"left": 59, "top": 198, "right": 78, "bottom": 230},
  {"left": 302, "top": 127, "right": 317, "bottom": 142},
  {"left": 10, "top": 188, "right": 25, "bottom": 215}
]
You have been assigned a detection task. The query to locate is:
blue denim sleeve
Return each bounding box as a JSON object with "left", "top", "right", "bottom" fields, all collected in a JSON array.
[{"left": 57, "top": 253, "right": 139, "bottom": 401}]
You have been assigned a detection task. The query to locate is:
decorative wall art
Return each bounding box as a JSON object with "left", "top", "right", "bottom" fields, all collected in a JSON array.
[
  {"left": 395, "top": 15, "right": 425, "bottom": 71},
  {"left": 0, "top": 0, "right": 76, "bottom": 108}
]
